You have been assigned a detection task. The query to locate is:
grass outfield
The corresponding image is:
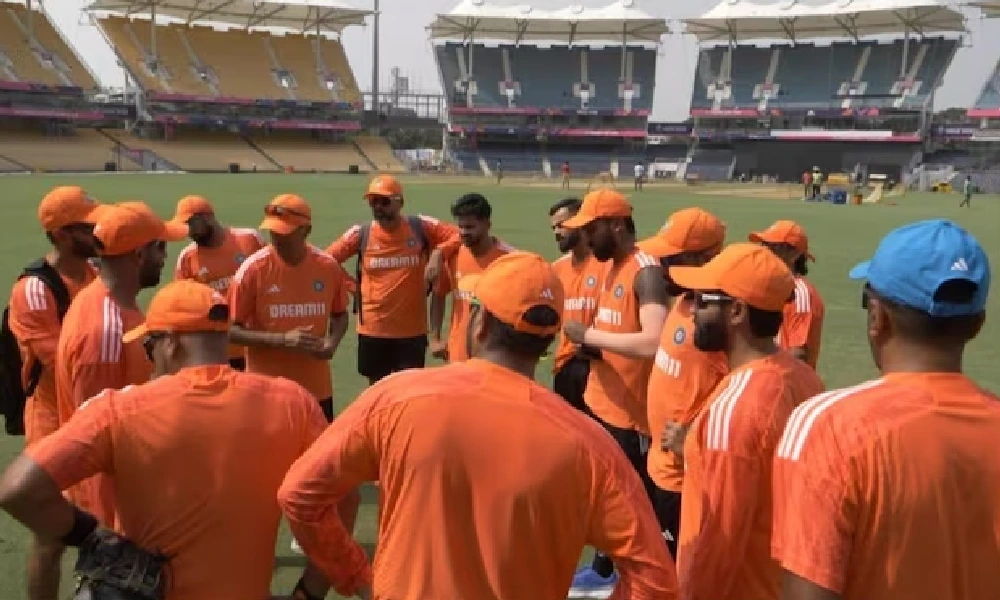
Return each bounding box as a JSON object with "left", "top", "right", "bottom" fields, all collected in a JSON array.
[{"left": 0, "top": 173, "right": 997, "bottom": 597}]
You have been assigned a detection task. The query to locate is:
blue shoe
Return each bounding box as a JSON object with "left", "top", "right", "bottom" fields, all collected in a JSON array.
[{"left": 569, "top": 567, "right": 618, "bottom": 599}]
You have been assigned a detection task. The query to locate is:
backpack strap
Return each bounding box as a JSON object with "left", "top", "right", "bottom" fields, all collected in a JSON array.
[
  {"left": 16, "top": 259, "right": 72, "bottom": 397},
  {"left": 21, "top": 259, "right": 71, "bottom": 322},
  {"left": 353, "top": 223, "right": 372, "bottom": 324},
  {"left": 407, "top": 215, "right": 429, "bottom": 254}
]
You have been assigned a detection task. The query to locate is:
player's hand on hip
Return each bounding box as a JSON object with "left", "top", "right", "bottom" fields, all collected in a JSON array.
[
  {"left": 662, "top": 420, "right": 689, "bottom": 456},
  {"left": 429, "top": 338, "right": 449, "bottom": 361},
  {"left": 563, "top": 320, "right": 587, "bottom": 344}
]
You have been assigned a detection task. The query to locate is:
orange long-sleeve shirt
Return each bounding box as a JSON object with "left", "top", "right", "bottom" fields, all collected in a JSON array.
[{"left": 278, "top": 359, "right": 678, "bottom": 600}]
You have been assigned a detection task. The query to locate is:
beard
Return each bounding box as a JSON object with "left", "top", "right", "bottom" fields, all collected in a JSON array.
[
  {"left": 557, "top": 231, "right": 580, "bottom": 254},
  {"left": 71, "top": 238, "right": 98, "bottom": 259},
  {"left": 139, "top": 262, "right": 163, "bottom": 289},
  {"left": 693, "top": 318, "right": 728, "bottom": 352},
  {"left": 591, "top": 238, "right": 616, "bottom": 262},
  {"left": 191, "top": 227, "right": 214, "bottom": 247}
]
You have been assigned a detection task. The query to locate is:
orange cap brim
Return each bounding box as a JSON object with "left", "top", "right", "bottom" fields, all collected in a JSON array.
[
  {"left": 668, "top": 263, "right": 720, "bottom": 292},
  {"left": 81, "top": 204, "right": 113, "bottom": 225},
  {"left": 162, "top": 221, "right": 190, "bottom": 241},
  {"left": 121, "top": 323, "right": 149, "bottom": 344},
  {"left": 637, "top": 236, "right": 681, "bottom": 259},
  {"left": 561, "top": 212, "right": 596, "bottom": 229},
  {"left": 747, "top": 231, "right": 771, "bottom": 244},
  {"left": 259, "top": 216, "right": 298, "bottom": 235}
]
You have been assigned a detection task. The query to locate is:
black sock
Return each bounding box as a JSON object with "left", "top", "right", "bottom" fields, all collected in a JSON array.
[{"left": 591, "top": 552, "right": 615, "bottom": 578}]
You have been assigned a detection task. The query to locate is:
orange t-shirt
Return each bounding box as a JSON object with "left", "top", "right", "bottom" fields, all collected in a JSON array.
[
  {"left": 435, "top": 240, "right": 513, "bottom": 363},
  {"left": 174, "top": 227, "right": 264, "bottom": 360},
  {"left": 54, "top": 278, "right": 152, "bottom": 525},
  {"left": 277, "top": 360, "right": 678, "bottom": 600},
  {"left": 28, "top": 365, "right": 327, "bottom": 600},
  {"left": 584, "top": 249, "right": 659, "bottom": 434},
  {"left": 327, "top": 216, "right": 459, "bottom": 339},
  {"left": 230, "top": 245, "right": 350, "bottom": 401},
  {"left": 773, "top": 373, "right": 1000, "bottom": 600},
  {"left": 778, "top": 276, "right": 825, "bottom": 369},
  {"left": 678, "top": 352, "right": 824, "bottom": 600},
  {"left": 7, "top": 264, "right": 96, "bottom": 445},
  {"left": 646, "top": 295, "right": 728, "bottom": 492},
  {"left": 550, "top": 253, "right": 604, "bottom": 373}
]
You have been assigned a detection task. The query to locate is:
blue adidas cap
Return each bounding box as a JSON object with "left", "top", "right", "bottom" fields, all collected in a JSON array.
[{"left": 849, "top": 219, "right": 990, "bottom": 317}]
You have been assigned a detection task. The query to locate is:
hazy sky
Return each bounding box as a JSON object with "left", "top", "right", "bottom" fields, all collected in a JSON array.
[{"left": 41, "top": 0, "right": 1000, "bottom": 120}]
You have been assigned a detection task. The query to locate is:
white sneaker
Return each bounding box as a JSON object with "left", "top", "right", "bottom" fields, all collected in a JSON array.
[{"left": 290, "top": 537, "right": 304, "bottom": 554}]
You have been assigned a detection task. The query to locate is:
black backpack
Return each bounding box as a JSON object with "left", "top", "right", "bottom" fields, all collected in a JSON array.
[
  {"left": 353, "top": 216, "right": 429, "bottom": 325},
  {"left": 1, "top": 259, "right": 71, "bottom": 436}
]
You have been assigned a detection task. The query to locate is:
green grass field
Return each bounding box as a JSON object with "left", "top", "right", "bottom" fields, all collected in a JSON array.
[{"left": 0, "top": 173, "right": 997, "bottom": 598}]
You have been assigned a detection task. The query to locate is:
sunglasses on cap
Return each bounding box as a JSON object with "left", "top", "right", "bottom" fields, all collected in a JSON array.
[
  {"left": 693, "top": 291, "right": 734, "bottom": 309},
  {"left": 264, "top": 205, "right": 309, "bottom": 220}
]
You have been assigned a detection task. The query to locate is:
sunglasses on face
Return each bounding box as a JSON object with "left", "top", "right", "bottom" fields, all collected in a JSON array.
[
  {"left": 142, "top": 332, "right": 167, "bottom": 361},
  {"left": 368, "top": 196, "right": 392, "bottom": 208},
  {"left": 264, "top": 205, "right": 309, "bottom": 220},
  {"left": 861, "top": 284, "right": 873, "bottom": 310},
  {"left": 693, "top": 291, "right": 734, "bottom": 309}
]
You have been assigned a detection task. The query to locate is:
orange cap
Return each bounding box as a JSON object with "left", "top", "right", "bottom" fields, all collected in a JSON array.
[
  {"left": 93, "top": 202, "right": 189, "bottom": 256},
  {"left": 172, "top": 195, "right": 214, "bottom": 224},
  {"left": 749, "top": 220, "right": 815, "bottom": 261},
  {"left": 260, "top": 194, "right": 312, "bottom": 235},
  {"left": 561, "top": 188, "right": 632, "bottom": 229},
  {"left": 638, "top": 208, "right": 726, "bottom": 258},
  {"left": 122, "top": 280, "right": 230, "bottom": 343},
  {"left": 37, "top": 186, "right": 109, "bottom": 232},
  {"left": 457, "top": 252, "right": 564, "bottom": 336},
  {"left": 364, "top": 175, "right": 403, "bottom": 200},
  {"left": 669, "top": 243, "right": 794, "bottom": 311}
]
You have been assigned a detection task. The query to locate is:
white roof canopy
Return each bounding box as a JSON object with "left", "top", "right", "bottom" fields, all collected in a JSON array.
[
  {"left": 683, "top": 0, "right": 966, "bottom": 42},
  {"left": 969, "top": 1, "right": 1000, "bottom": 18},
  {"left": 428, "top": 0, "right": 670, "bottom": 44},
  {"left": 85, "top": 0, "right": 372, "bottom": 34}
]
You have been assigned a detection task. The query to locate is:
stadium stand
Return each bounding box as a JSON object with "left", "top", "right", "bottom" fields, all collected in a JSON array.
[
  {"left": 436, "top": 42, "right": 655, "bottom": 112},
  {"left": 107, "top": 130, "right": 278, "bottom": 172},
  {"left": 0, "top": 124, "right": 138, "bottom": 172},
  {"left": 249, "top": 132, "right": 364, "bottom": 172},
  {"left": 354, "top": 135, "right": 406, "bottom": 172},
  {"left": 0, "top": 2, "right": 97, "bottom": 89},
  {"left": 691, "top": 38, "right": 959, "bottom": 112},
  {"left": 97, "top": 17, "right": 362, "bottom": 104}
]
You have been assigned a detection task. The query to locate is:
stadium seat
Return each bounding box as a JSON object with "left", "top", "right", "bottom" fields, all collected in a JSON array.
[
  {"left": 120, "top": 131, "right": 279, "bottom": 172},
  {"left": 354, "top": 136, "right": 406, "bottom": 172},
  {"left": 0, "top": 127, "right": 139, "bottom": 172},
  {"left": 0, "top": 3, "right": 96, "bottom": 88},
  {"left": 248, "top": 133, "right": 364, "bottom": 172}
]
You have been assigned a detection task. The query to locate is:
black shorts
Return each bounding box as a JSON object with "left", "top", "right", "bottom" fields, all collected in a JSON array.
[
  {"left": 652, "top": 487, "right": 682, "bottom": 558},
  {"left": 552, "top": 356, "right": 592, "bottom": 415},
  {"left": 357, "top": 334, "right": 427, "bottom": 383},
  {"left": 228, "top": 357, "right": 246, "bottom": 371},
  {"left": 594, "top": 415, "right": 655, "bottom": 499},
  {"left": 319, "top": 397, "right": 335, "bottom": 423}
]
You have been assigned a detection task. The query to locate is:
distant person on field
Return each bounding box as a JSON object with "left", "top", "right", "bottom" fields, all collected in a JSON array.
[
  {"left": 634, "top": 163, "right": 646, "bottom": 191},
  {"left": 0, "top": 280, "right": 335, "bottom": 600},
  {"left": 171, "top": 195, "right": 264, "bottom": 371},
  {"left": 960, "top": 175, "right": 972, "bottom": 207},
  {"left": 496, "top": 158, "right": 503, "bottom": 184},
  {"left": 278, "top": 252, "right": 679, "bottom": 600},
  {"left": 750, "top": 221, "right": 826, "bottom": 370},
  {"left": 774, "top": 219, "right": 1000, "bottom": 600},
  {"left": 561, "top": 161, "right": 571, "bottom": 189},
  {"left": 6, "top": 186, "right": 107, "bottom": 600},
  {"left": 801, "top": 171, "right": 812, "bottom": 200},
  {"left": 811, "top": 168, "right": 823, "bottom": 200}
]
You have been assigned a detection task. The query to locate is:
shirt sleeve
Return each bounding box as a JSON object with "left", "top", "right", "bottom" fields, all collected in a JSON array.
[
  {"left": 782, "top": 306, "right": 814, "bottom": 350},
  {"left": 679, "top": 379, "right": 784, "bottom": 600},
  {"left": 329, "top": 261, "right": 350, "bottom": 315},
  {"left": 8, "top": 277, "right": 62, "bottom": 367},
  {"left": 434, "top": 257, "right": 455, "bottom": 296},
  {"left": 772, "top": 409, "right": 856, "bottom": 594},
  {"left": 589, "top": 444, "right": 679, "bottom": 600},
  {"left": 277, "top": 385, "right": 384, "bottom": 596},
  {"left": 229, "top": 262, "right": 257, "bottom": 327},
  {"left": 422, "top": 216, "right": 461, "bottom": 254},
  {"left": 173, "top": 247, "right": 193, "bottom": 281},
  {"left": 26, "top": 389, "right": 116, "bottom": 489},
  {"left": 326, "top": 226, "right": 362, "bottom": 264}
]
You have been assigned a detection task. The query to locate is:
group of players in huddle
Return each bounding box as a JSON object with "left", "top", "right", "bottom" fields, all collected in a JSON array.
[{"left": 0, "top": 174, "right": 997, "bottom": 600}]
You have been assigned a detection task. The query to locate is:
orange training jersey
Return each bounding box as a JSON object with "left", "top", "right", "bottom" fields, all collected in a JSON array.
[
  {"left": 27, "top": 365, "right": 328, "bottom": 600},
  {"left": 778, "top": 276, "right": 825, "bottom": 369},
  {"left": 646, "top": 295, "right": 728, "bottom": 492},
  {"left": 327, "top": 216, "right": 458, "bottom": 338},
  {"left": 436, "top": 240, "right": 512, "bottom": 363},
  {"left": 773, "top": 373, "right": 1000, "bottom": 600},
  {"left": 230, "top": 245, "right": 350, "bottom": 401},
  {"left": 174, "top": 227, "right": 264, "bottom": 359},
  {"left": 278, "top": 360, "right": 678, "bottom": 600},
  {"left": 550, "top": 253, "right": 604, "bottom": 373},
  {"left": 54, "top": 277, "right": 152, "bottom": 525},
  {"left": 678, "top": 351, "right": 824, "bottom": 600},
  {"left": 584, "top": 249, "right": 659, "bottom": 434},
  {"left": 7, "top": 265, "right": 96, "bottom": 445}
]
